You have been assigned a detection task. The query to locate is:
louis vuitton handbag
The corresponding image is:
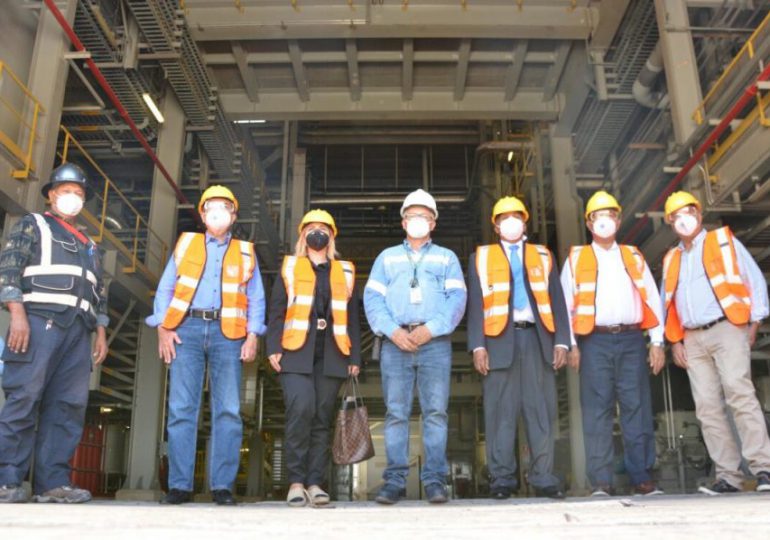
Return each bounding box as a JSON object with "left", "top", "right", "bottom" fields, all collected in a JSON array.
[{"left": 332, "top": 376, "right": 375, "bottom": 465}]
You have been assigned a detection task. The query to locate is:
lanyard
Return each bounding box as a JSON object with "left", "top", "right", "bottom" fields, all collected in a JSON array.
[
  {"left": 45, "top": 212, "right": 89, "bottom": 245},
  {"left": 404, "top": 243, "right": 431, "bottom": 288}
]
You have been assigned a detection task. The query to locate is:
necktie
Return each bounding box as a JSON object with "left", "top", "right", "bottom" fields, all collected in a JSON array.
[{"left": 509, "top": 244, "right": 527, "bottom": 310}]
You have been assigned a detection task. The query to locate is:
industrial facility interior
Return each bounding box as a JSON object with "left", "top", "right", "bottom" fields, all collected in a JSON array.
[{"left": 2, "top": 0, "right": 770, "bottom": 505}]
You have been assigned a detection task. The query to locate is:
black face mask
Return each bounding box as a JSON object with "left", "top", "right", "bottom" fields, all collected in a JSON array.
[{"left": 306, "top": 229, "right": 330, "bottom": 251}]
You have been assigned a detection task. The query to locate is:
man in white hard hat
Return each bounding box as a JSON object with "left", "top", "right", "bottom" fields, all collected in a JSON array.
[{"left": 364, "top": 189, "right": 467, "bottom": 505}]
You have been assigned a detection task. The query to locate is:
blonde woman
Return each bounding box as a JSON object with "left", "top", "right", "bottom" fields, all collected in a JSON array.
[{"left": 266, "top": 210, "right": 361, "bottom": 506}]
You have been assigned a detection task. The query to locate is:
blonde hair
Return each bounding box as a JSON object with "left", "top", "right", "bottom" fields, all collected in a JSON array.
[{"left": 294, "top": 223, "right": 339, "bottom": 260}]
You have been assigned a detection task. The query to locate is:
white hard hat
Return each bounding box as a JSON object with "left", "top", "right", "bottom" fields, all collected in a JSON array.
[{"left": 400, "top": 189, "right": 438, "bottom": 218}]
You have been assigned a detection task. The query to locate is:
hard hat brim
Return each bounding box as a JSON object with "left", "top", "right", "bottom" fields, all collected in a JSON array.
[{"left": 41, "top": 181, "right": 94, "bottom": 202}]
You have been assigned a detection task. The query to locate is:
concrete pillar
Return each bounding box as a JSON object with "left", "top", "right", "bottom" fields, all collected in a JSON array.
[
  {"left": 288, "top": 148, "right": 308, "bottom": 247},
  {"left": 0, "top": 0, "right": 76, "bottom": 219},
  {"left": 549, "top": 127, "right": 587, "bottom": 494},
  {"left": 654, "top": 0, "right": 703, "bottom": 145},
  {"left": 117, "top": 92, "right": 185, "bottom": 501}
]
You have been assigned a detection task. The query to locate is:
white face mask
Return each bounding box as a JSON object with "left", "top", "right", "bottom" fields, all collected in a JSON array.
[
  {"left": 674, "top": 214, "right": 698, "bottom": 236},
  {"left": 591, "top": 216, "right": 617, "bottom": 239},
  {"left": 205, "top": 209, "right": 232, "bottom": 232},
  {"left": 54, "top": 192, "right": 84, "bottom": 217},
  {"left": 499, "top": 216, "right": 524, "bottom": 242},
  {"left": 405, "top": 217, "right": 430, "bottom": 239}
]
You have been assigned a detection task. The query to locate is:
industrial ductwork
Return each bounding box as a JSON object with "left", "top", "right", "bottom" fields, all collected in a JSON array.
[{"left": 632, "top": 42, "right": 669, "bottom": 109}]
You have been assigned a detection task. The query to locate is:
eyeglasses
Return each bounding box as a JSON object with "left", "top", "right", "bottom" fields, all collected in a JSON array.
[
  {"left": 671, "top": 205, "right": 698, "bottom": 219},
  {"left": 203, "top": 200, "right": 235, "bottom": 212},
  {"left": 404, "top": 213, "right": 434, "bottom": 221},
  {"left": 589, "top": 209, "right": 619, "bottom": 221}
]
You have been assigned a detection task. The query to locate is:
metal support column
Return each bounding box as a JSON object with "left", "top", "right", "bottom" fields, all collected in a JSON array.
[
  {"left": 117, "top": 92, "right": 186, "bottom": 501},
  {"left": 288, "top": 148, "right": 307, "bottom": 247},
  {"left": 654, "top": 0, "right": 703, "bottom": 145},
  {"left": 549, "top": 127, "right": 587, "bottom": 494}
]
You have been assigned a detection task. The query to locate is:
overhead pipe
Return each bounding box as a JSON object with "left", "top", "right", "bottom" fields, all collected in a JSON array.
[
  {"left": 622, "top": 60, "right": 770, "bottom": 244},
  {"left": 43, "top": 0, "right": 201, "bottom": 225},
  {"left": 632, "top": 42, "right": 669, "bottom": 109}
]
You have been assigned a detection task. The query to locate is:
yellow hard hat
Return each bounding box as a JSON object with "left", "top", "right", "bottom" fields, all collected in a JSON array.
[
  {"left": 198, "top": 185, "right": 239, "bottom": 213},
  {"left": 298, "top": 209, "right": 338, "bottom": 237},
  {"left": 491, "top": 196, "right": 529, "bottom": 224},
  {"left": 664, "top": 191, "right": 702, "bottom": 219},
  {"left": 585, "top": 190, "right": 621, "bottom": 219}
]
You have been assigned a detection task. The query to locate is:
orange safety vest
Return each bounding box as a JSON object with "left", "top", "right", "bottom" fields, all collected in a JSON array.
[
  {"left": 162, "top": 232, "right": 256, "bottom": 339},
  {"left": 662, "top": 226, "right": 751, "bottom": 343},
  {"left": 280, "top": 256, "right": 355, "bottom": 355},
  {"left": 568, "top": 244, "right": 659, "bottom": 336},
  {"left": 475, "top": 242, "right": 555, "bottom": 336}
]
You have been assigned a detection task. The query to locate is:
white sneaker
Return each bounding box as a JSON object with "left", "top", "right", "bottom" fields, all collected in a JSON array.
[{"left": 34, "top": 485, "right": 91, "bottom": 504}]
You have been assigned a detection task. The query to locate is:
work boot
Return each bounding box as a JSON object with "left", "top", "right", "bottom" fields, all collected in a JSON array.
[
  {"left": 0, "top": 484, "right": 29, "bottom": 503},
  {"left": 160, "top": 488, "right": 192, "bottom": 505},
  {"left": 425, "top": 483, "right": 449, "bottom": 504},
  {"left": 34, "top": 485, "right": 92, "bottom": 504},
  {"left": 212, "top": 489, "right": 237, "bottom": 506}
]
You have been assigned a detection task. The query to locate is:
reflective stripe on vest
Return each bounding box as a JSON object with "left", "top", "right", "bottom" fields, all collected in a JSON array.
[
  {"left": 21, "top": 213, "right": 97, "bottom": 317},
  {"left": 281, "top": 256, "right": 355, "bottom": 355},
  {"left": 475, "top": 243, "right": 555, "bottom": 336},
  {"left": 162, "top": 232, "right": 255, "bottom": 339},
  {"left": 569, "top": 244, "right": 659, "bottom": 336},
  {"left": 662, "top": 227, "right": 751, "bottom": 342}
]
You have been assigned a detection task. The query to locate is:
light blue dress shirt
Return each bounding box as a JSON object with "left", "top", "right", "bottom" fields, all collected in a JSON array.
[
  {"left": 671, "top": 229, "right": 769, "bottom": 328},
  {"left": 145, "top": 232, "right": 267, "bottom": 335},
  {"left": 364, "top": 240, "right": 467, "bottom": 338}
]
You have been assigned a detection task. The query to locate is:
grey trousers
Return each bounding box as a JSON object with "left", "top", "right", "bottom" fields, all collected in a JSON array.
[
  {"left": 483, "top": 327, "right": 559, "bottom": 490},
  {"left": 0, "top": 314, "right": 91, "bottom": 494}
]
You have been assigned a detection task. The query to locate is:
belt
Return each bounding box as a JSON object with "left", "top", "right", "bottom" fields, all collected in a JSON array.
[
  {"left": 187, "top": 308, "right": 220, "bottom": 321},
  {"left": 593, "top": 323, "right": 641, "bottom": 334},
  {"left": 512, "top": 321, "right": 535, "bottom": 330},
  {"left": 400, "top": 323, "right": 425, "bottom": 331},
  {"left": 317, "top": 318, "right": 328, "bottom": 330},
  {"left": 685, "top": 316, "right": 727, "bottom": 332}
]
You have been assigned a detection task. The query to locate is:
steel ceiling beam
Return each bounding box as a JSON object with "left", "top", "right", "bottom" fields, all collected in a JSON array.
[
  {"left": 287, "top": 39, "right": 310, "bottom": 102},
  {"left": 345, "top": 38, "right": 362, "bottom": 102},
  {"left": 503, "top": 41, "right": 528, "bottom": 102},
  {"left": 543, "top": 41, "right": 572, "bottom": 101},
  {"left": 184, "top": 2, "right": 598, "bottom": 41},
  {"left": 402, "top": 38, "right": 414, "bottom": 101},
  {"left": 453, "top": 38, "right": 472, "bottom": 102},
  {"left": 220, "top": 90, "right": 562, "bottom": 121},
  {"left": 231, "top": 41, "right": 260, "bottom": 103}
]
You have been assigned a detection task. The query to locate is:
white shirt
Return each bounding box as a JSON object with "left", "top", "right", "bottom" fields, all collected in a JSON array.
[{"left": 560, "top": 241, "right": 664, "bottom": 345}]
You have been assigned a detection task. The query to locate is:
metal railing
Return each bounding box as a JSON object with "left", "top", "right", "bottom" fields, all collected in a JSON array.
[
  {"left": 0, "top": 60, "right": 45, "bottom": 179},
  {"left": 57, "top": 125, "right": 168, "bottom": 284},
  {"left": 692, "top": 10, "right": 770, "bottom": 126}
]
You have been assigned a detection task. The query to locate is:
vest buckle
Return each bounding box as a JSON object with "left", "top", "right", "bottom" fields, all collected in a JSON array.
[{"left": 317, "top": 318, "right": 328, "bottom": 330}]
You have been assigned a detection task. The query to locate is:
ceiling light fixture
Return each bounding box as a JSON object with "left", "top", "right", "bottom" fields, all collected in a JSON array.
[
  {"left": 507, "top": 151, "right": 514, "bottom": 162},
  {"left": 233, "top": 119, "right": 267, "bottom": 124},
  {"left": 142, "top": 93, "right": 165, "bottom": 123}
]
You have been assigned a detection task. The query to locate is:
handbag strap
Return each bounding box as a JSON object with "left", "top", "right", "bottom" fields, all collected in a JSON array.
[{"left": 340, "top": 375, "right": 365, "bottom": 409}]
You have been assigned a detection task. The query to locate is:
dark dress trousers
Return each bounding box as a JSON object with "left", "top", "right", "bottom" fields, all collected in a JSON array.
[
  {"left": 266, "top": 260, "right": 361, "bottom": 486},
  {"left": 467, "top": 241, "right": 571, "bottom": 492}
]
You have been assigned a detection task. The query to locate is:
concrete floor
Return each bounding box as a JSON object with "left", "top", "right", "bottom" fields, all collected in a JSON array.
[{"left": 1, "top": 494, "right": 769, "bottom": 539}]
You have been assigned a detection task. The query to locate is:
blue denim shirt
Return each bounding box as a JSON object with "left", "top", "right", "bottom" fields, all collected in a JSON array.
[
  {"left": 145, "top": 233, "right": 267, "bottom": 335},
  {"left": 364, "top": 239, "right": 467, "bottom": 338},
  {"left": 670, "top": 229, "right": 769, "bottom": 327}
]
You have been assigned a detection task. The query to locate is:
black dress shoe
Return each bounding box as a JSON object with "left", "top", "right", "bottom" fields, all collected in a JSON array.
[
  {"left": 534, "top": 485, "right": 566, "bottom": 499},
  {"left": 490, "top": 486, "right": 512, "bottom": 500},
  {"left": 212, "top": 489, "right": 237, "bottom": 506},
  {"left": 160, "top": 489, "right": 192, "bottom": 505}
]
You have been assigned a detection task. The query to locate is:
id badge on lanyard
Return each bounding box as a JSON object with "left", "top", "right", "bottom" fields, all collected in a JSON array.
[{"left": 406, "top": 245, "right": 429, "bottom": 304}]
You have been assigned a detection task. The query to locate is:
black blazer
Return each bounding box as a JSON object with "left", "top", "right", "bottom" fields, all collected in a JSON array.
[
  {"left": 467, "top": 241, "right": 571, "bottom": 370},
  {"left": 266, "top": 262, "right": 362, "bottom": 379}
]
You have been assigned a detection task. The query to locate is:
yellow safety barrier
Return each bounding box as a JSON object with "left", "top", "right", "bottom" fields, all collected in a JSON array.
[
  {"left": 57, "top": 126, "right": 168, "bottom": 284},
  {"left": 692, "top": 11, "right": 770, "bottom": 125},
  {"left": 0, "top": 60, "right": 45, "bottom": 179}
]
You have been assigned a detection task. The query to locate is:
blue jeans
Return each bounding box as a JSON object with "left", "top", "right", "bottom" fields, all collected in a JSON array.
[
  {"left": 380, "top": 336, "right": 451, "bottom": 489},
  {"left": 578, "top": 330, "right": 655, "bottom": 487},
  {"left": 167, "top": 318, "right": 244, "bottom": 491}
]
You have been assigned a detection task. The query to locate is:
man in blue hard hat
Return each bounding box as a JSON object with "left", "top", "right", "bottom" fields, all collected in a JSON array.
[{"left": 0, "top": 163, "right": 109, "bottom": 504}]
